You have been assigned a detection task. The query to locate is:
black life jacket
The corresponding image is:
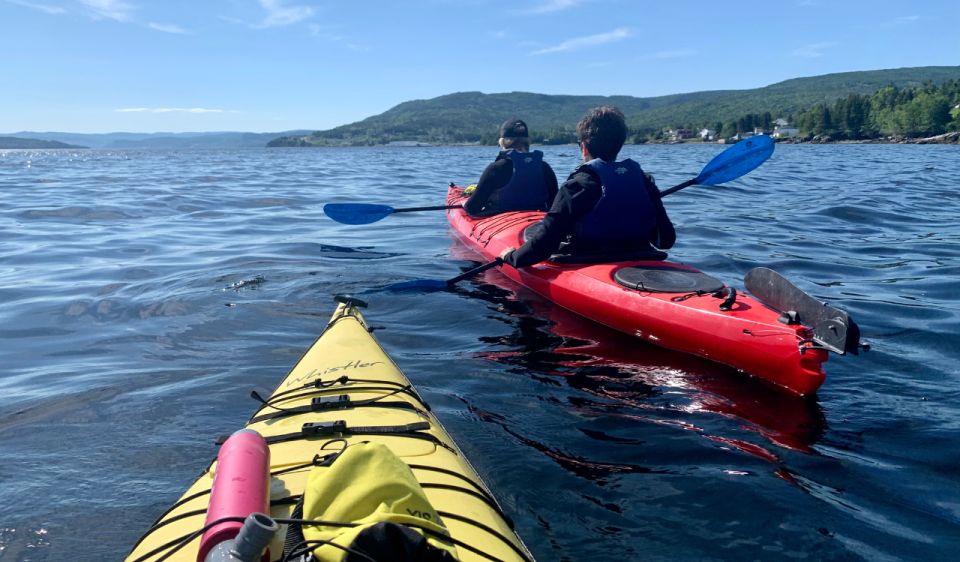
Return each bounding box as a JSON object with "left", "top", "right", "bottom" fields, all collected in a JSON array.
[
  {"left": 571, "top": 158, "right": 657, "bottom": 247},
  {"left": 493, "top": 149, "right": 549, "bottom": 212}
]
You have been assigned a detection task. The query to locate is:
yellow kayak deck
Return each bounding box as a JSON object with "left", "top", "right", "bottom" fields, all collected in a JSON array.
[{"left": 125, "top": 298, "right": 533, "bottom": 562}]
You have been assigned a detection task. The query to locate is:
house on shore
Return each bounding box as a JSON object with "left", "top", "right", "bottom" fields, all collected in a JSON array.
[
  {"left": 699, "top": 128, "right": 717, "bottom": 141},
  {"left": 773, "top": 124, "right": 800, "bottom": 139}
]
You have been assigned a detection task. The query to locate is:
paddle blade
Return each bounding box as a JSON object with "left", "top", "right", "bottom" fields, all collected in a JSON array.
[
  {"left": 385, "top": 279, "right": 450, "bottom": 292},
  {"left": 696, "top": 135, "right": 775, "bottom": 186},
  {"left": 324, "top": 203, "right": 394, "bottom": 225}
]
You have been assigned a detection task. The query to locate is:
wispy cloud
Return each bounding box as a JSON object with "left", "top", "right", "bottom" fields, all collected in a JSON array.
[
  {"left": 888, "top": 15, "right": 920, "bottom": 25},
  {"left": 148, "top": 22, "right": 187, "bottom": 34},
  {"left": 531, "top": 27, "right": 631, "bottom": 55},
  {"left": 308, "top": 23, "right": 369, "bottom": 51},
  {"left": 791, "top": 41, "right": 837, "bottom": 58},
  {"left": 646, "top": 48, "right": 697, "bottom": 59},
  {"left": 79, "top": 0, "right": 135, "bottom": 22},
  {"left": 5, "top": 0, "right": 67, "bottom": 15},
  {"left": 116, "top": 107, "right": 230, "bottom": 113},
  {"left": 517, "top": 0, "right": 581, "bottom": 15},
  {"left": 308, "top": 23, "right": 343, "bottom": 40},
  {"left": 255, "top": 0, "right": 314, "bottom": 28}
]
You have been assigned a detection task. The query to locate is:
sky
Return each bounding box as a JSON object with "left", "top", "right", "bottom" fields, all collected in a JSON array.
[{"left": 2, "top": 0, "right": 958, "bottom": 133}]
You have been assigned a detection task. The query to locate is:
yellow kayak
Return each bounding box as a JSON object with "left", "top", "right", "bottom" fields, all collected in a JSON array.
[{"left": 125, "top": 297, "right": 533, "bottom": 562}]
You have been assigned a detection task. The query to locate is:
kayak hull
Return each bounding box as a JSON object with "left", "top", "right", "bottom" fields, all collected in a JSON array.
[
  {"left": 446, "top": 186, "right": 827, "bottom": 396},
  {"left": 125, "top": 299, "right": 533, "bottom": 562}
]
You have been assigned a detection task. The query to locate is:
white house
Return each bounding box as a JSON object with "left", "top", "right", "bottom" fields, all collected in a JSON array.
[
  {"left": 774, "top": 118, "right": 789, "bottom": 127},
  {"left": 699, "top": 128, "right": 716, "bottom": 141},
  {"left": 773, "top": 125, "right": 800, "bottom": 138}
]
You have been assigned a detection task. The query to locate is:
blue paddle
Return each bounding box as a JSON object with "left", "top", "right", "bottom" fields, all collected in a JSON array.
[
  {"left": 659, "top": 134, "right": 774, "bottom": 196},
  {"left": 325, "top": 203, "right": 461, "bottom": 225},
  {"left": 388, "top": 135, "right": 775, "bottom": 291}
]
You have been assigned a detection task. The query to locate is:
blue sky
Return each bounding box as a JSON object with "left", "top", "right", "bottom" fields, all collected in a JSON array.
[{"left": 2, "top": 0, "right": 957, "bottom": 133}]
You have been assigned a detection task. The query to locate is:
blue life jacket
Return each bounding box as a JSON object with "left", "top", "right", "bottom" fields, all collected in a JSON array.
[
  {"left": 573, "top": 158, "right": 656, "bottom": 245},
  {"left": 494, "top": 149, "right": 549, "bottom": 212}
]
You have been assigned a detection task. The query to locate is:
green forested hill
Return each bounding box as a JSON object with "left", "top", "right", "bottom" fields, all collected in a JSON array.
[{"left": 269, "top": 66, "right": 960, "bottom": 146}]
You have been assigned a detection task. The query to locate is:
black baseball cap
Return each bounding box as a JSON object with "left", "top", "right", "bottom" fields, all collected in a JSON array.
[{"left": 499, "top": 118, "right": 529, "bottom": 139}]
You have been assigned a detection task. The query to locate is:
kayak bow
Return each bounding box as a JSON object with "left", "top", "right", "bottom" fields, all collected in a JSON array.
[{"left": 125, "top": 297, "right": 533, "bottom": 562}]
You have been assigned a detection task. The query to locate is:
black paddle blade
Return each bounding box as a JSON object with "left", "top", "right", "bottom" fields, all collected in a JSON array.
[{"left": 744, "top": 267, "right": 860, "bottom": 355}]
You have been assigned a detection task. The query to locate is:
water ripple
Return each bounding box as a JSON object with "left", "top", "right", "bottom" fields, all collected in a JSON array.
[{"left": 1, "top": 145, "right": 959, "bottom": 560}]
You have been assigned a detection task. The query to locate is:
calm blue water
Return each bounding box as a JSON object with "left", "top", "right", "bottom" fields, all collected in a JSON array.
[{"left": 1, "top": 144, "right": 958, "bottom": 561}]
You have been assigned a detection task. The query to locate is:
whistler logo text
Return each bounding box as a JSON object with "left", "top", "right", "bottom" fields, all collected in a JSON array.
[{"left": 284, "top": 359, "right": 384, "bottom": 387}]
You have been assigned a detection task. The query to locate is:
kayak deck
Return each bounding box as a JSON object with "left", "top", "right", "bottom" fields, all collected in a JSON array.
[
  {"left": 446, "top": 186, "right": 829, "bottom": 396},
  {"left": 125, "top": 298, "right": 533, "bottom": 562}
]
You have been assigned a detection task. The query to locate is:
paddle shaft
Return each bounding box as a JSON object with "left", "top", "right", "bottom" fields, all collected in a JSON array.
[
  {"left": 394, "top": 204, "right": 461, "bottom": 213},
  {"left": 446, "top": 258, "right": 502, "bottom": 285},
  {"left": 658, "top": 178, "right": 696, "bottom": 197}
]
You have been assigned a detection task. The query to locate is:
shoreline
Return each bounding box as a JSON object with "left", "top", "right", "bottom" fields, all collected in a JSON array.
[{"left": 655, "top": 131, "right": 960, "bottom": 146}]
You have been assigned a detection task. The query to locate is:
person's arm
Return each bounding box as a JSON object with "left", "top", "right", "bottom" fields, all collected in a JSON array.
[
  {"left": 644, "top": 174, "right": 676, "bottom": 249},
  {"left": 463, "top": 156, "right": 512, "bottom": 217},
  {"left": 502, "top": 168, "right": 601, "bottom": 268}
]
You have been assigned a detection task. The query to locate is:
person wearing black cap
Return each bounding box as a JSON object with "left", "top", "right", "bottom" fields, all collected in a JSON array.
[
  {"left": 499, "top": 106, "right": 675, "bottom": 267},
  {"left": 462, "top": 118, "right": 558, "bottom": 217}
]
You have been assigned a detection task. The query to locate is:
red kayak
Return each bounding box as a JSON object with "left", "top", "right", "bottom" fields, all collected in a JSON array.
[{"left": 446, "top": 185, "right": 861, "bottom": 396}]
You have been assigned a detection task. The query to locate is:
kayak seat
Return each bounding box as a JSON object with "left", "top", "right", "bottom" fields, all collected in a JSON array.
[
  {"left": 613, "top": 266, "right": 726, "bottom": 293},
  {"left": 521, "top": 224, "right": 668, "bottom": 264}
]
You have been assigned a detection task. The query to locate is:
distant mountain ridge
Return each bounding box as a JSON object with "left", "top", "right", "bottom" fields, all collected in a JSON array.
[
  {"left": 270, "top": 65, "right": 960, "bottom": 146},
  {"left": 1, "top": 130, "right": 312, "bottom": 149},
  {"left": 7, "top": 66, "right": 959, "bottom": 149},
  {"left": 0, "top": 136, "right": 85, "bottom": 149}
]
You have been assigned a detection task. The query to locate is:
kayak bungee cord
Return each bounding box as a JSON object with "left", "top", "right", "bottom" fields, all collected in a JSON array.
[
  {"left": 252, "top": 419, "right": 457, "bottom": 453},
  {"left": 248, "top": 385, "right": 429, "bottom": 423},
  {"left": 261, "top": 375, "right": 430, "bottom": 412},
  {"left": 129, "top": 515, "right": 246, "bottom": 562},
  {"left": 282, "top": 539, "right": 379, "bottom": 562},
  {"left": 131, "top": 513, "right": 520, "bottom": 562},
  {"left": 128, "top": 442, "right": 351, "bottom": 555}
]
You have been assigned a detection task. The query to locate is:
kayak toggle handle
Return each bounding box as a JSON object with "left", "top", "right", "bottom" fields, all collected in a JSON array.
[
  {"left": 713, "top": 287, "right": 737, "bottom": 311},
  {"left": 778, "top": 310, "right": 801, "bottom": 325}
]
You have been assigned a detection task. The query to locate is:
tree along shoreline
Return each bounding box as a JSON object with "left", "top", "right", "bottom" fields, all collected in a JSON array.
[
  {"left": 270, "top": 76, "right": 960, "bottom": 148},
  {"left": 269, "top": 131, "right": 959, "bottom": 148},
  {"left": 650, "top": 131, "right": 960, "bottom": 145}
]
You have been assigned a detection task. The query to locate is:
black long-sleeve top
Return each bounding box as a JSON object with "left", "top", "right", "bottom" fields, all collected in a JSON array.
[
  {"left": 463, "top": 151, "right": 559, "bottom": 217},
  {"left": 502, "top": 165, "right": 676, "bottom": 268}
]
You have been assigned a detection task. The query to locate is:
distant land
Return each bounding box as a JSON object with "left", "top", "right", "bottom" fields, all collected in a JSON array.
[
  {"left": 0, "top": 136, "right": 86, "bottom": 149},
  {"left": 269, "top": 65, "right": 960, "bottom": 147},
  {"left": 4, "top": 66, "right": 958, "bottom": 149},
  {"left": 0, "top": 130, "right": 312, "bottom": 150}
]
